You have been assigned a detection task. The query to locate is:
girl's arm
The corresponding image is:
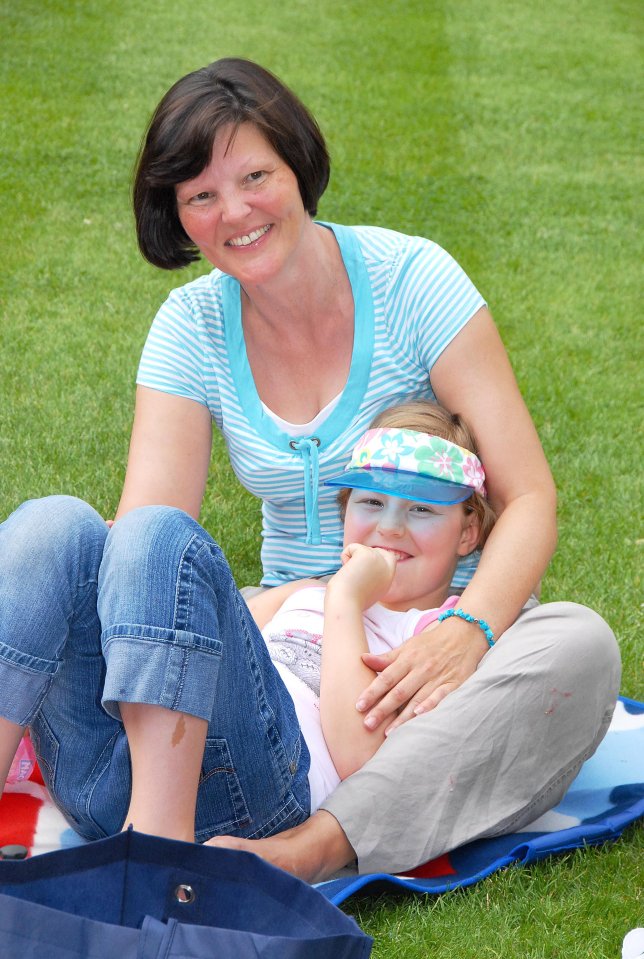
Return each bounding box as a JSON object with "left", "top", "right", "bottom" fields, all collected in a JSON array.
[
  {"left": 320, "top": 545, "right": 398, "bottom": 779},
  {"left": 115, "top": 386, "right": 213, "bottom": 520},
  {"left": 247, "top": 579, "right": 321, "bottom": 630},
  {"left": 357, "top": 306, "right": 558, "bottom": 731}
]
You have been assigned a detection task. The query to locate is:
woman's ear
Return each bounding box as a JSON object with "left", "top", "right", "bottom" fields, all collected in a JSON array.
[{"left": 457, "top": 512, "right": 481, "bottom": 556}]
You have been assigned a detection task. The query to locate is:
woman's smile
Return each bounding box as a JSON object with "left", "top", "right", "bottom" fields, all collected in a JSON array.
[{"left": 225, "top": 224, "right": 273, "bottom": 247}]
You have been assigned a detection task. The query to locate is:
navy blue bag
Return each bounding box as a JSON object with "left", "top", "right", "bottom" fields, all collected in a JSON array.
[{"left": 0, "top": 829, "right": 372, "bottom": 958}]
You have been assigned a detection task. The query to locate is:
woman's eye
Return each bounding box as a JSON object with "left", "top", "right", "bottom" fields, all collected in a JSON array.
[
  {"left": 246, "top": 170, "right": 265, "bottom": 184},
  {"left": 189, "top": 191, "right": 213, "bottom": 204}
]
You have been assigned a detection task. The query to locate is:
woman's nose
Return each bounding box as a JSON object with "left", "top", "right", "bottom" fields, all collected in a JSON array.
[{"left": 220, "top": 189, "right": 251, "bottom": 223}]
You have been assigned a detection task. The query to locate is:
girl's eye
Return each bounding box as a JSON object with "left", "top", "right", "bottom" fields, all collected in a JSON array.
[
  {"left": 411, "top": 505, "right": 434, "bottom": 515},
  {"left": 355, "top": 496, "right": 383, "bottom": 508}
]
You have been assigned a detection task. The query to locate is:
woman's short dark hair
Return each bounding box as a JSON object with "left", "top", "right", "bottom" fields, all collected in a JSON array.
[{"left": 133, "top": 58, "right": 331, "bottom": 269}]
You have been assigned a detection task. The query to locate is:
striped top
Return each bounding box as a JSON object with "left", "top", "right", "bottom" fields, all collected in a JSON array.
[{"left": 137, "top": 222, "right": 486, "bottom": 586}]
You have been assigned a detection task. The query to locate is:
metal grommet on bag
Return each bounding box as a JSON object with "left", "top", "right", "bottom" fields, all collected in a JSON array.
[{"left": 174, "top": 883, "right": 196, "bottom": 904}]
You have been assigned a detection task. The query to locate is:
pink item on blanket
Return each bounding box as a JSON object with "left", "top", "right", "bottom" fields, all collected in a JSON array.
[{"left": 7, "top": 734, "right": 36, "bottom": 785}]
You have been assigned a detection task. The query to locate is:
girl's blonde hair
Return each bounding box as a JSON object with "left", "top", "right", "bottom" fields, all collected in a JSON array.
[{"left": 337, "top": 400, "right": 496, "bottom": 549}]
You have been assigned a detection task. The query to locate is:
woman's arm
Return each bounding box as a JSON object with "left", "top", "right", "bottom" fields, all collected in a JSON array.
[
  {"left": 320, "top": 545, "right": 398, "bottom": 779},
  {"left": 357, "top": 306, "right": 558, "bottom": 731},
  {"left": 115, "top": 386, "right": 213, "bottom": 521}
]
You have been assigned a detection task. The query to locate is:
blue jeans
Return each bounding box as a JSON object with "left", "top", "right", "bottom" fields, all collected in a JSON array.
[{"left": 0, "top": 496, "right": 310, "bottom": 842}]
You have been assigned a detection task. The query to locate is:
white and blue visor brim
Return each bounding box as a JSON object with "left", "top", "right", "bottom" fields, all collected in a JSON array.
[{"left": 324, "top": 467, "right": 475, "bottom": 506}]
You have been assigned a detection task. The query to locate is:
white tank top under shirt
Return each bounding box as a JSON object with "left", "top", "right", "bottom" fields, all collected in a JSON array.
[
  {"left": 261, "top": 586, "right": 459, "bottom": 812},
  {"left": 260, "top": 393, "right": 342, "bottom": 437}
]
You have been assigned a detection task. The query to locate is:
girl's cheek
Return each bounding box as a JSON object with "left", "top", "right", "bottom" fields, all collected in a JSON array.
[{"left": 342, "top": 513, "right": 373, "bottom": 545}]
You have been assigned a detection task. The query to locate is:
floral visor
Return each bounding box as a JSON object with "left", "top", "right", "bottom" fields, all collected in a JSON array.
[{"left": 325, "top": 427, "right": 487, "bottom": 506}]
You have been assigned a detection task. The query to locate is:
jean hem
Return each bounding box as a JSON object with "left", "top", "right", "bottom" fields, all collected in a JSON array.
[{"left": 102, "top": 632, "right": 222, "bottom": 722}]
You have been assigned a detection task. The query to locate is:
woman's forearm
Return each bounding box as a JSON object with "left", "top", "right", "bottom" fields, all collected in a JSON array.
[{"left": 458, "top": 487, "right": 557, "bottom": 640}]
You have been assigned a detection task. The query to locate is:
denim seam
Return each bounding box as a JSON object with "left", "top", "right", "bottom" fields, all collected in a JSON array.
[
  {"left": 171, "top": 536, "right": 216, "bottom": 710},
  {"left": 168, "top": 646, "right": 189, "bottom": 713},
  {"left": 102, "top": 628, "right": 221, "bottom": 653},
  {"left": 238, "top": 599, "right": 293, "bottom": 792},
  {"left": 0, "top": 642, "right": 58, "bottom": 675},
  {"left": 81, "top": 729, "right": 125, "bottom": 836}
]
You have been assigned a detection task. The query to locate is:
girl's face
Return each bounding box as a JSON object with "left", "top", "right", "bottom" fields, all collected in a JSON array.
[
  {"left": 175, "top": 122, "right": 309, "bottom": 288},
  {"left": 342, "top": 490, "right": 480, "bottom": 611}
]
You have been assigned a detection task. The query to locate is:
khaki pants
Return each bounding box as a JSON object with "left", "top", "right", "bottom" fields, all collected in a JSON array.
[{"left": 318, "top": 599, "right": 620, "bottom": 874}]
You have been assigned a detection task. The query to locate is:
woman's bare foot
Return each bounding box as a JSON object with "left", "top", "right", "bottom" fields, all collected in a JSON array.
[{"left": 205, "top": 810, "right": 355, "bottom": 883}]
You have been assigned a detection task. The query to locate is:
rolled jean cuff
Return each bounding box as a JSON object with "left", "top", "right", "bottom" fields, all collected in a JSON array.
[
  {"left": 101, "top": 624, "right": 222, "bottom": 722},
  {"left": 0, "top": 653, "right": 57, "bottom": 726}
]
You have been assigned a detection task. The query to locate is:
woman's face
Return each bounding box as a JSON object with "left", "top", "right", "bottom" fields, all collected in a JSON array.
[{"left": 175, "top": 123, "right": 309, "bottom": 287}]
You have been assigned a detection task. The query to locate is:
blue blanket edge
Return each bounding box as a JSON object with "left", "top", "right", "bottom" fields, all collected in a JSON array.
[{"left": 318, "top": 695, "right": 644, "bottom": 905}]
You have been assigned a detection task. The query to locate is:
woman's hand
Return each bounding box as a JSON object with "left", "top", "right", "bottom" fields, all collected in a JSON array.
[{"left": 357, "top": 617, "right": 488, "bottom": 733}]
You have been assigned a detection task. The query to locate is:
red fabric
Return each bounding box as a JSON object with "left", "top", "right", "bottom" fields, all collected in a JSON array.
[
  {"left": 405, "top": 853, "right": 456, "bottom": 878},
  {"left": 0, "top": 792, "right": 42, "bottom": 852},
  {"left": 29, "top": 762, "right": 45, "bottom": 786}
]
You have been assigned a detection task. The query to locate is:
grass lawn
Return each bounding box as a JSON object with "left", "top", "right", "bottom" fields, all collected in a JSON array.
[{"left": 2, "top": 0, "right": 642, "bottom": 955}]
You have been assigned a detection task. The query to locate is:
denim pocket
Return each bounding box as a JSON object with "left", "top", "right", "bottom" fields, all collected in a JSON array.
[{"left": 195, "top": 737, "right": 252, "bottom": 841}]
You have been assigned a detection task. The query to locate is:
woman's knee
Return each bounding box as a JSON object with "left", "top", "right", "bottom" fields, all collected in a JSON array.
[
  {"left": 0, "top": 495, "right": 107, "bottom": 577},
  {"left": 98, "top": 506, "right": 226, "bottom": 622},
  {"left": 103, "top": 506, "right": 208, "bottom": 568},
  {"left": 506, "top": 600, "right": 621, "bottom": 699},
  {"left": 542, "top": 601, "right": 619, "bottom": 664}
]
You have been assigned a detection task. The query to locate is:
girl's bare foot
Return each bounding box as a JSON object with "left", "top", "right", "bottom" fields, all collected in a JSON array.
[{"left": 205, "top": 810, "right": 355, "bottom": 883}]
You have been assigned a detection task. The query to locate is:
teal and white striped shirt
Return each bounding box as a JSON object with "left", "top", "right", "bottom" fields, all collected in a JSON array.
[{"left": 137, "top": 223, "right": 486, "bottom": 586}]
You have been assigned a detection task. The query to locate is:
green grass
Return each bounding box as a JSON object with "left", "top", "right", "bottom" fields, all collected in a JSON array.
[{"left": 1, "top": 0, "right": 642, "bottom": 954}]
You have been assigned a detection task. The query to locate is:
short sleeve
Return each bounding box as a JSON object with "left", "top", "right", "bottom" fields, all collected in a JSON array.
[
  {"left": 387, "top": 237, "right": 486, "bottom": 372},
  {"left": 136, "top": 287, "right": 209, "bottom": 406}
]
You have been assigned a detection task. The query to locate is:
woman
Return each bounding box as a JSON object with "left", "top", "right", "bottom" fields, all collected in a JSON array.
[{"left": 0, "top": 58, "right": 619, "bottom": 878}]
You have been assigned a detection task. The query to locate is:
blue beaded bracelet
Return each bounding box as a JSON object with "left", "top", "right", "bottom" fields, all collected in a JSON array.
[{"left": 438, "top": 607, "right": 495, "bottom": 646}]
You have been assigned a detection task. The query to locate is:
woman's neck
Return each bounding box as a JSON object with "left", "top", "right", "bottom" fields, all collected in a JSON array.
[
  {"left": 239, "top": 221, "right": 355, "bottom": 421},
  {"left": 241, "top": 222, "right": 348, "bottom": 332}
]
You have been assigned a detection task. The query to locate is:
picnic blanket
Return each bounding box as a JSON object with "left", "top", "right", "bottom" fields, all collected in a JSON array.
[
  {"left": 318, "top": 696, "right": 644, "bottom": 904},
  {"left": 1, "top": 697, "right": 642, "bottom": 908}
]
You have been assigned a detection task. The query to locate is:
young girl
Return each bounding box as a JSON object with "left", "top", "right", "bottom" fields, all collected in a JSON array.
[
  {"left": 0, "top": 400, "right": 494, "bottom": 844},
  {"left": 248, "top": 399, "right": 496, "bottom": 811}
]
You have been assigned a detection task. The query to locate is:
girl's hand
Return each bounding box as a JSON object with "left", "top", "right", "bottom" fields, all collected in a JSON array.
[
  {"left": 357, "top": 617, "right": 489, "bottom": 733},
  {"left": 329, "top": 543, "right": 397, "bottom": 611}
]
